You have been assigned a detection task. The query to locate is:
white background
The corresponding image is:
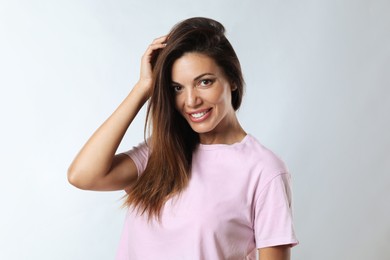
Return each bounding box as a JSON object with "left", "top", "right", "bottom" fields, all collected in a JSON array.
[{"left": 0, "top": 0, "right": 389, "bottom": 259}]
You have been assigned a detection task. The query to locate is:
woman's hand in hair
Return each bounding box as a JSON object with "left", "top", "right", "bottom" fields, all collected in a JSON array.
[
  {"left": 68, "top": 36, "right": 167, "bottom": 192},
  {"left": 137, "top": 35, "right": 167, "bottom": 96}
]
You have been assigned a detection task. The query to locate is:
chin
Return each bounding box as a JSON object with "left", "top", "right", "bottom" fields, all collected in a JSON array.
[{"left": 188, "top": 125, "right": 215, "bottom": 134}]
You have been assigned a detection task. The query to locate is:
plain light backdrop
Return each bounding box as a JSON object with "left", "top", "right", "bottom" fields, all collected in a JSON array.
[{"left": 0, "top": 0, "right": 389, "bottom": 259}]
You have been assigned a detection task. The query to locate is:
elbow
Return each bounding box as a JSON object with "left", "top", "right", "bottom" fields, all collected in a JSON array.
[
  {"left": 67, "top": 166, "right": 92, "bottom": 190},
  {"left": 67, "top": 166, "right": 81, "bottom": 188}
]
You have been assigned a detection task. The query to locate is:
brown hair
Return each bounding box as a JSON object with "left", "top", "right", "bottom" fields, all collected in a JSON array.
[{"left": 125, "top": 17, "right": 244, "bottom": 219}]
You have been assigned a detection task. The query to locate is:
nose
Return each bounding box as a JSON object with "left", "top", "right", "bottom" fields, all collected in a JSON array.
[{"left": 185, "top": 88, "right": 201, "bottom": 108}]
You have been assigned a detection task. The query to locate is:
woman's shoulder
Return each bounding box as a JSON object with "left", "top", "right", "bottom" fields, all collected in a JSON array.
[{"left": 243, "top": 134, "right": 288, "bottom": 174}]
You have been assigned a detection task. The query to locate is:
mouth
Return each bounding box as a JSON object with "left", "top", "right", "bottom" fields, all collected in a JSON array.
[{"left": 188, "top": 108, "right": 212, "bottom": 122}]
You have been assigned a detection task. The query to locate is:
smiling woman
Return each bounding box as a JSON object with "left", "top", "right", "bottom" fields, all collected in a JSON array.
[
  {"left": 171, "top": 52, "right": 243, "bottom": 141},
  {"left": 68, "top": 17, "right": 298, "bottom": 259}
]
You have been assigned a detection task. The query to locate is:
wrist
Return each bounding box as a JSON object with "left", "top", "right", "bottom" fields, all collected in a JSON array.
[{"left": 132, "top": 80, "right": 152, "bottom": 103}]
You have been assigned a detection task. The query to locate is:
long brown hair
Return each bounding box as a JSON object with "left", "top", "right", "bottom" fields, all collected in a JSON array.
[{"left": 125, "top": 17, "right": 245, "bottom": 219}]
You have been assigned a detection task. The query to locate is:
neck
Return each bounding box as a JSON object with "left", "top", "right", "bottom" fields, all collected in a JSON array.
[{"left": 199, "top": 114, "right": 246, "bottom": 145}]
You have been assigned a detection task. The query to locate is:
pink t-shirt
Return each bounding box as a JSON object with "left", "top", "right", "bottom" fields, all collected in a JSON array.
[{"left": 116, "top": 134, "right": 298, "bottom": 259}]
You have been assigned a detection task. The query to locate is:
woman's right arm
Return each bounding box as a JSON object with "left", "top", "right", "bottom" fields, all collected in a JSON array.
[{"left": 67, "top": 36, "right": 167, "bottom": 191}]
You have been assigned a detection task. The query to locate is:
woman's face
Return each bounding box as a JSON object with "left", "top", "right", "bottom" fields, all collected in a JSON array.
[{"left": 171, "top": 52, "right": 237, "bottom": 141}]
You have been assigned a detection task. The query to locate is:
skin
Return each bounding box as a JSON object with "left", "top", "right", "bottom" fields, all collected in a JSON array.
[
  {"left": 259, "top": 245, "right": 291, "bottom": 260},
  {"left": 171, "top": 52, "right": 246, "bottom": 145},
  {"left": 67, "top": 36, "right": 168, "bottom": 191},
  {"left": 68, "top": 36, "right": 291, "bottom": 260},
  {"left": 171, "top": 52, "right": 291, "bottom": 260}
]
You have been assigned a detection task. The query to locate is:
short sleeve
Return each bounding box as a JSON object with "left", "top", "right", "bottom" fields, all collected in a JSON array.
[
  {"left": 123, "top": 141, "right": 150, "bottom": 176},
  {"left": 254, "top": 173, "right": 299, "bottom": 248}
]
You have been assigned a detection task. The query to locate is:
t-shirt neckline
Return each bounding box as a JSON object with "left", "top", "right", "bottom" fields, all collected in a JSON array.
[{"left": 197, "top": 134, "right": 251, "bottom": 150}]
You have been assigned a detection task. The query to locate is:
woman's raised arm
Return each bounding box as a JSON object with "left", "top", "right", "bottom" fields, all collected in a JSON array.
[{"left": 67, "top": 36, "right": 167, "bottom": 191}]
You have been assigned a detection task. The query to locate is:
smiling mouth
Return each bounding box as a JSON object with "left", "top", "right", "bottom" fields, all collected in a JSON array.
[{"left": 189, "top": 108, "right": 212, "bottom": 120}]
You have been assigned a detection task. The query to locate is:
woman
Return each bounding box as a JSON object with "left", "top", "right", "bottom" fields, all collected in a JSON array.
[{"left": 68, "top": 17, "right": 298, "bottom": 260}]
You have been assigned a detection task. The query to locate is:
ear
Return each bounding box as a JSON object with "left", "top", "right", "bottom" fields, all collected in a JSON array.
[{"left": 231, "top": 83, "right": 238, "bottom": 91}]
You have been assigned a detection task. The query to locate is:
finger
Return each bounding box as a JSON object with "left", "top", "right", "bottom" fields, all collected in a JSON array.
[
  {"left": 141, "top": 42, "right": 167, "bottom": 63},
  {"left": 144, "top": 42, "right": 167, "bottom": 55},
  {"left": 151, "top": 35, "right": 168, "bottom": 44},
  {"left": 141, "top": 36, "right": 168, "bottom": 62},
  {"left": 148, "top": 42, "right": 167, "bottom": 49}
]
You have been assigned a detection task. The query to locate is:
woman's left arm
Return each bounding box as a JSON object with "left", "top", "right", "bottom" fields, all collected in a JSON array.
[{"left": 258, "top": 245, "right": 291, "bottom": 260}]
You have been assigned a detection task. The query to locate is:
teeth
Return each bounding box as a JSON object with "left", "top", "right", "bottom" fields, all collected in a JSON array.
[{"left": 191, "top": 111, "right": 207, "bottom": 118}]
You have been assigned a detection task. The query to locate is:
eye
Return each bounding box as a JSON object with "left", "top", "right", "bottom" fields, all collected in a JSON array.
[
  {"left": 199, "top": 79, "right": 214, "bottom": 87},
  {"left": 172, "top": 85, "right": 183, "bottom": 93}
]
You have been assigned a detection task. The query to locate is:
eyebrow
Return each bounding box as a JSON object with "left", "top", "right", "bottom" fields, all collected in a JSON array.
[{"left": 172, "top": 73, "right": 216, "bottom": 85}]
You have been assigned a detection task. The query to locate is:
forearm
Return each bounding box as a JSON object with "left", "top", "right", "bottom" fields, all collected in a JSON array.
[{"left": 67, "top": 82, "right": 149, "bottom": 188}]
